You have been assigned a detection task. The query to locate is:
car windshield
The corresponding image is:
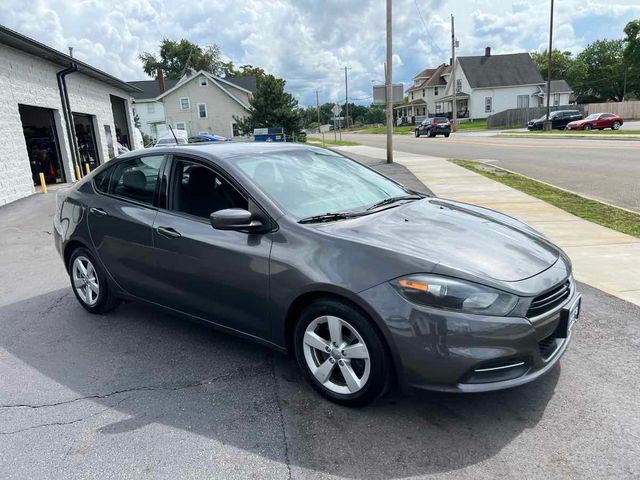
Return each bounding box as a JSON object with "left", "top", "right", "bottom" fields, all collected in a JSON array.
[
  {"left": 234, "top": 148, "right": 410, "bottom": 219},
  {"left": 585, "top": 114, "right": 599, "bottom": 120}
]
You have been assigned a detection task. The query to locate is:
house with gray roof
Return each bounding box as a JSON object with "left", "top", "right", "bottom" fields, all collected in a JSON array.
[{"left": 397, "top": 48, "right": 574, "bottom": 124}]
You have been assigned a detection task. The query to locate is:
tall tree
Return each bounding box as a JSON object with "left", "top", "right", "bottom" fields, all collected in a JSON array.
[
  {"left": 531, "top": 49, "right": 574, "bottom": 80},
  {"left": 574, "top": 39, "right": 627, "bottom": 102},
  {"left": 234, "top": 75, "right": 302, "bottom": 138},
  {"left": 623, "top": 18, "right": 640, "bottom": 98},
  {"left": 139, "top": 39, "right": 233, "bottom": 79}
]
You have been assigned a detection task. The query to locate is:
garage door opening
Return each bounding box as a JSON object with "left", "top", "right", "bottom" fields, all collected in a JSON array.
[
  {"left": 110, "top": 95, "right": 132, "bottom": 150},
  {"left": 18, "top": 104, "right": 66, "bottom": 185},
  {"left": 73, "top": 113, "right": 100, "bottom": 171}
]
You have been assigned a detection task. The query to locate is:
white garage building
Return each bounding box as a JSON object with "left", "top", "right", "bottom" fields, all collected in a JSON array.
[{"left": 0, "top": 26, "right": 140, "bottom": 206}]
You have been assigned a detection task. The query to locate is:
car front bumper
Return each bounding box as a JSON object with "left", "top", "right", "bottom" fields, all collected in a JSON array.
[{"left": 359, "top": 279, "right": 580, "bottom": 393}]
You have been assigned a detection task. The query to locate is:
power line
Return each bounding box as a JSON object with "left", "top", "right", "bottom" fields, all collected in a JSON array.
[{"left": 414, "top": 0, "right": 447, "bottom": 55}]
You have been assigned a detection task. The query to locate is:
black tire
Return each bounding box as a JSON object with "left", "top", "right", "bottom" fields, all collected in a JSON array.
[
  {"left": 444, "top": 133, "right": 450, "bottom": 138},
  {"left": 294, "top": 299, "right": 391, "bottom": 407},
  {"left": 428, "top": 130, "right": 435, "bottom": 138},
  {"left": 583, "top": 124, "right": 592, "bottom": 131},
  {"left": 612, "top": 121, "right": 621, "bottom": 130},
  {"left": 415, "top": 129, "right": 420, "bottom": 137},
  {"left": 68, "top": 247, "right": 121, "bottom": 314}
]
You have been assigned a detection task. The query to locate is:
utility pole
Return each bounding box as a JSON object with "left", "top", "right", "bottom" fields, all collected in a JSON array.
[
  {"left": 385, "top": 0, "right": 393, "bottom": 164},
  {"left": 544, "top": 0, "right": 554, "bottom": 130},
  {"left": 451, "top": 15, "right": 457, "bottom": 131},
  {"left": 316, "top": 89, "right": 324, "bottom": 147},
  {"left": 344, "top": 67, "right": 351, "bottom": 129}
]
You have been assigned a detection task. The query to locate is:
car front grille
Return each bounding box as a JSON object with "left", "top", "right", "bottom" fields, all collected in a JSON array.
[{"left": 527, "top": 279, "right": 571, "bottom": 318}]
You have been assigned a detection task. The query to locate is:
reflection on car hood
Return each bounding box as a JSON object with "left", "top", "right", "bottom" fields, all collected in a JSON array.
[{"left": 319, "top": 199, "right": 560, "bottom": 282}]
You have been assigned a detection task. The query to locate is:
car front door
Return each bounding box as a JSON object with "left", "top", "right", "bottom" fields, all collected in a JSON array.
[
  {"left": 87, "top": 154, "right": 165, "bottom": 299},
  {"left": 149, "top": 155, "right": 273, "bottom": 340}
]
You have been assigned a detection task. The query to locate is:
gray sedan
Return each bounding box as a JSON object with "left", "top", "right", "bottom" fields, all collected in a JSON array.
[{"left": 53, "top": 143, "right": 581, "bottom": 406}]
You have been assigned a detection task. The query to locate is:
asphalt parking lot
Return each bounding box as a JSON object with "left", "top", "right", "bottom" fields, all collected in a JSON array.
[{"left": 1, "top": 187, "right": 639, "bottom": 479}]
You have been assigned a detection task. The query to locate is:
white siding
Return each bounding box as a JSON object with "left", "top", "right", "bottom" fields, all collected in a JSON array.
[
  {"left": 469, "top": 85, "right": 541, "bottom": 120},
  {"left": 133, "top": 99, "right": 166, "bottom": 138},
  {"left": 0, "top": 43, "right": 136, "bottom": 206}
]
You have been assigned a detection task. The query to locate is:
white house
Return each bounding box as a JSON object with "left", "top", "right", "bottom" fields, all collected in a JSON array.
[
  {"left": 0, "top": 25, "right": 139, "bottom": 206},
  {"left": 129, "top": 75, "right": 178, "bottom": 141},
  {"left": 156, "top": 70, "right": 256, "bottom": 139},
  {"left": 397, "top": 48, "right": 574, "bottom": 123}
]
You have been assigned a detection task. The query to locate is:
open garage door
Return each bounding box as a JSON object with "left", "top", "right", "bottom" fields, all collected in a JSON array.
[
  {"left": 73, "top": 113, "right": 100, "bottom": 171},
  {"left": 18, "top": 105, "right": 66, "bottom": 185}
]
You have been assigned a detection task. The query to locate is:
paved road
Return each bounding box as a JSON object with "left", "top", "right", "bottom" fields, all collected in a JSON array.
[
  {"left": 340, "top": 132, "right": 640, "bottom": 213},
  {"left": 1, "top": 190, "right": 639, "bottom": 479}
]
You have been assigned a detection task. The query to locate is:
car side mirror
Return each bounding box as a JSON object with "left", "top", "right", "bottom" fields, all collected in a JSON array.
[{"left": 210, "top": 209, "right": 264, "bottom": 232}]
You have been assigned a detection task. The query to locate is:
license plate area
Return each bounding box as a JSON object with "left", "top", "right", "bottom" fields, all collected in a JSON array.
[{"left": 555, "top": 295, "right": 581, "bottom": 338}]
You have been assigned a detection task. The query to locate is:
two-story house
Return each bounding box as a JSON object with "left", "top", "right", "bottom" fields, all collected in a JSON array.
[
  {"left": 129, "top": 74, "right": 178, "bottom": 141},
  {"left": 157, "top": 70, "right": 256, "bottom": 139},
  {"left": 397, "top": 48, "right": 574, "bottom": 124}
]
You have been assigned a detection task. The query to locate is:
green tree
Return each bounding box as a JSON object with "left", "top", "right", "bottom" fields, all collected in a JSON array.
[
  {"left": 365, "top": 106, "right": 386, "bottom": 124},
  {"left": 140, "top": 39, "right": 232, "bottom": 79},
  {"left": 234, "top": 74, "right": 302, "bottom": 138},
  {"left": 573, "top": 39, "right": 627, "bottom": 102},
  {"left": 623, "top": 18, "right": 640, "bottom": 98},
  {"left": 530, "top": 49, "right": 574, "bottom": 80}
]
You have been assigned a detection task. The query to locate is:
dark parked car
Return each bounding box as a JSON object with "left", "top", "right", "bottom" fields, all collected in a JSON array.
[
  {"left": 566, "top": 113, "right": 623, "bottom": 131},
  {"left": 54, "top": 143, "right": 581, "bottom": 406},
  {"left": 527, "top": 110, "right": 583, "bottom": 130},
  {"left": 415, "top": 117, "right": 451, "bottom": 137}
]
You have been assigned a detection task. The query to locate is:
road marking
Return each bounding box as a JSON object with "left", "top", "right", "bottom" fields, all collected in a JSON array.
[{"left": 440, "top": 137, "right": 640, "bottom": 150}]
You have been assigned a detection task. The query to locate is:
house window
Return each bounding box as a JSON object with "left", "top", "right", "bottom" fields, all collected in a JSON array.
[
  {"left": 434, "top": 87, "right": 439, "bottom": 96},
  {"left": 146, "top": 103, "right": 155, "bottom": 114},
  {"left": 179, "top": 97, "right": 190, "bottom": 110},
  {"left": 553, "top": 94, "right": 560, "bottom": 106},
  {"left": 456, "top": 79, "right": 462, "bottom": 93},
  {"left": 411, "top": 92, "right": 414, "bottom": 100},
  {"left": 422, "top": 89, "right": 425, "bottom": 97},
  {"left": 485, "top": 97, "right": 492, "bottom": 113},
  {"left": 232, "top": 122, "right": 240, "bottom": 137},
  {"left": 197, "top": 103, "right": 207, "bottom": 119},
  {"left": 517, "top": 95, "right": 530, "bottom": 109},
  {"left": 436, "top": 103, "right": 442, "bottom": 113},
  {"left": 200, "top": 77, "right": 208, "bottom": 86},
  {"left": 175, "top": 122, "right": 186, "bottom": 131}
]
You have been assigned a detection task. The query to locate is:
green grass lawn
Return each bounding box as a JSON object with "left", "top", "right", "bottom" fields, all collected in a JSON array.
[
  {"left": 455, "top": 120, "right": 488, "bottom": 130},
  {"left": 357, "top": 120, "right": 489, "bottom": 134},
  {"left": 450, "top": 159, "right": 640, "bottom": 238},
  {"left": 306, "top": 138, "right": 360, "bottom": 147}
]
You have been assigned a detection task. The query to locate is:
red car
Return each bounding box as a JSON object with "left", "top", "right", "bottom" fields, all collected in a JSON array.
[{"left": 566, "top": 113, "right": 623, "bottom": 131}]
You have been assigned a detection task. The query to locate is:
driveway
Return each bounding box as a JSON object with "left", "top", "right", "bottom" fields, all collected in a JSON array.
[
  {"left": 1, "top": 191, "right": 639, "bottom": 479},
  {"left": 341, "top": 132, "right": 640, "bottom": 213}
]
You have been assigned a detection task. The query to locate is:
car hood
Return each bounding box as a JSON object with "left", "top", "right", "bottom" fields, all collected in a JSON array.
[{"left": 318, "top": 199, "right": 560, "bottom": 283}]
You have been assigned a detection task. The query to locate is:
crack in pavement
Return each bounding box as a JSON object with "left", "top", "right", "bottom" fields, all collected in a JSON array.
[
  {"left": 0, "top": 396, "right": 132, "bottom": 435},
  {"left": 0, "top": 363, "right": 270, "bottom": 411}
]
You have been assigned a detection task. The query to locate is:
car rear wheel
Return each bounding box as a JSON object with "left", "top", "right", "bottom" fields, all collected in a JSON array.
[
  {"left": 415, "top": 130, "right": 420, "bottom": 137},
  {"left": 583, "top": 124, "right": 592, "bottom": 131},
  {"left": 428, "top": 130, "right": 435, "bottom": 138},
  {"left": 612, "top": 121, "right": 621, "bottom": 130},
  {"left": 294, "top": 299, "right": 390, "bottom": 406},
  {"left": 444, "top": 133, "right": 450, "bottom": 138},
  {"left": 69, "top": 248, "right": 120, "bottom": 314}
]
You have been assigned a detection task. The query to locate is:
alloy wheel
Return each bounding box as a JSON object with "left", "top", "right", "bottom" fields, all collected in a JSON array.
[
  {"left": 302, "top": 315, "right": 371, "bottom": 395},
  {"left": 72, "top": 255, "right": 100, "bottom": 306}
]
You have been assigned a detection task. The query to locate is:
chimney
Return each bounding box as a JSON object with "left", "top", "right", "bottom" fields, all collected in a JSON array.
[
  {"left": 485, "top": 46, "right": 491, "bottom": 57},
  {"left": 157, "top": 68, "right": 165, "bottom": 94},
  {"left": 68, "top": 46, "right": 74, "bottom": 57}
]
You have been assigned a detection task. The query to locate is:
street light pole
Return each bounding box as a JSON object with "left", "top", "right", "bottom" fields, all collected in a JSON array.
[
  {"left": 344, "top": 66, "right": 350, "bottom": 129},
  {"left": 544, "top": 0, "right": 554, "bottom": 130},
  {"left": 385, "top": 0, "right": 393, "bottom": 164},
  {"left": 451, "top": 14, "right": 457, "bottom": 131},
  {"left": 316, "top": 89, "right": 324, "bottom": 147}
]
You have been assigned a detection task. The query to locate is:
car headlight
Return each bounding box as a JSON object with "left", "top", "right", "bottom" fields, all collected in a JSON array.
[{"left": 390, "top": 274, "right": 518, "bottom": 316}]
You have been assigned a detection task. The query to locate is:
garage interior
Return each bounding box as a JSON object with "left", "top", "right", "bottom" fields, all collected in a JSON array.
[
  {"left": 18, "top": 104, "right": 66, "bottom": 185},
  {"left": 110, "top": 95, "right": 132, "bottom": 150},
  {"left": 73, "top": 113, "right": 100, "bottom": 171}
]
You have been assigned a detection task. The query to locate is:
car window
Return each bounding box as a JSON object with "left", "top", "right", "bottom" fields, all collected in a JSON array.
[
  {"left": 601, "top": 114, "right": 613, "bottom": 118},
  {"left": 108, "top": 156, "right": 164, "bottom": 206},
  {"left": 434, "top": 117, "right": 448, "bottom": 123},
  {"left": 171, "top": 159, "right": 248, "bottom": 219},
  {"left": 93, "top": 166, "right": 112, "bottom": 193},
  {"left": 234, "top": 148, "right": 408, "bottom": 219}
]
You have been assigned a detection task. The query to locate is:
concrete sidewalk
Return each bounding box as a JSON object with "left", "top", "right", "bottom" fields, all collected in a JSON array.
[{"left": 335, "top": 145, "right": 640, "bottom": 307}]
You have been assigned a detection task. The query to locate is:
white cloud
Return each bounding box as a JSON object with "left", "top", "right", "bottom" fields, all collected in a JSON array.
[{"left": 1, "top": 0, "right": 639, "bottom": 106}]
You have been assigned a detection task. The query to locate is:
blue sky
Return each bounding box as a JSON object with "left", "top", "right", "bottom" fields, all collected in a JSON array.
[{"left": 1, "top": 0, "right": 639, "bottom": 106}]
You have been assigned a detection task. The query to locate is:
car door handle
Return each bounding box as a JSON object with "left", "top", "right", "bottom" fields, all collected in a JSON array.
[
  {"left": 156, "top": 226, "right": 181, "bottom": 239},
  {"left": 89, "top": 207, "right": 107, "bottom": 217}
]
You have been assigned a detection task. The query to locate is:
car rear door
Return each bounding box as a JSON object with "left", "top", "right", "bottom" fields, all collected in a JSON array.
[
  {"left": 148, "top": 154, "right": 273, "bottom": 340},
  {"left": 87, "top": 154, "right": 166, "bottom": 299}
]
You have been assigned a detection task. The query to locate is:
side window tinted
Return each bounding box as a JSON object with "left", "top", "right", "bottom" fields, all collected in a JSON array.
[
  {"left": 108, "top": 156, "right": 164, "bottom": 205},
  {"left": 172, "top": 160, "right": 248, "bottom": 219},
  {"left": 93, "top": 166, "right": 112, "bottom": 193}
]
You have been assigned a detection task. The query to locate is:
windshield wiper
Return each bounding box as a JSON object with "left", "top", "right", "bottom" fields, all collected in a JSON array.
[
  {"left": 366, "top": 194, "right": 423, "bottom": 211},
  {"left": 298, "top": 212, "right": 363, "bottom": 224}
]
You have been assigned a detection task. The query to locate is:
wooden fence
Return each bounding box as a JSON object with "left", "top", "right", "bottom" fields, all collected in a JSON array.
[{"left": 586, "top": 101, "right": 640, "bottom": 119}]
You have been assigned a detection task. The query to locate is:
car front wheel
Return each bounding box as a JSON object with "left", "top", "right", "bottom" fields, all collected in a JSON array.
[
  {"left": 294, "top": 299, "right": 390, "bottom": 406},
  {"left": 68, "top": 247, "right": 120, "bottom": 314},
  {"left": 415, "top": 129, "right": 420, "bottom": 137},
  {"left": 583, "top": 124, "right": 592, "bottom": 131}
]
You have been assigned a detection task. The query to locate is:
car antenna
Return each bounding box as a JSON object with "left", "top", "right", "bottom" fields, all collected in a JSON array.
[{"left": 167, "top": 124, "right": 179, "bottom": 144}]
